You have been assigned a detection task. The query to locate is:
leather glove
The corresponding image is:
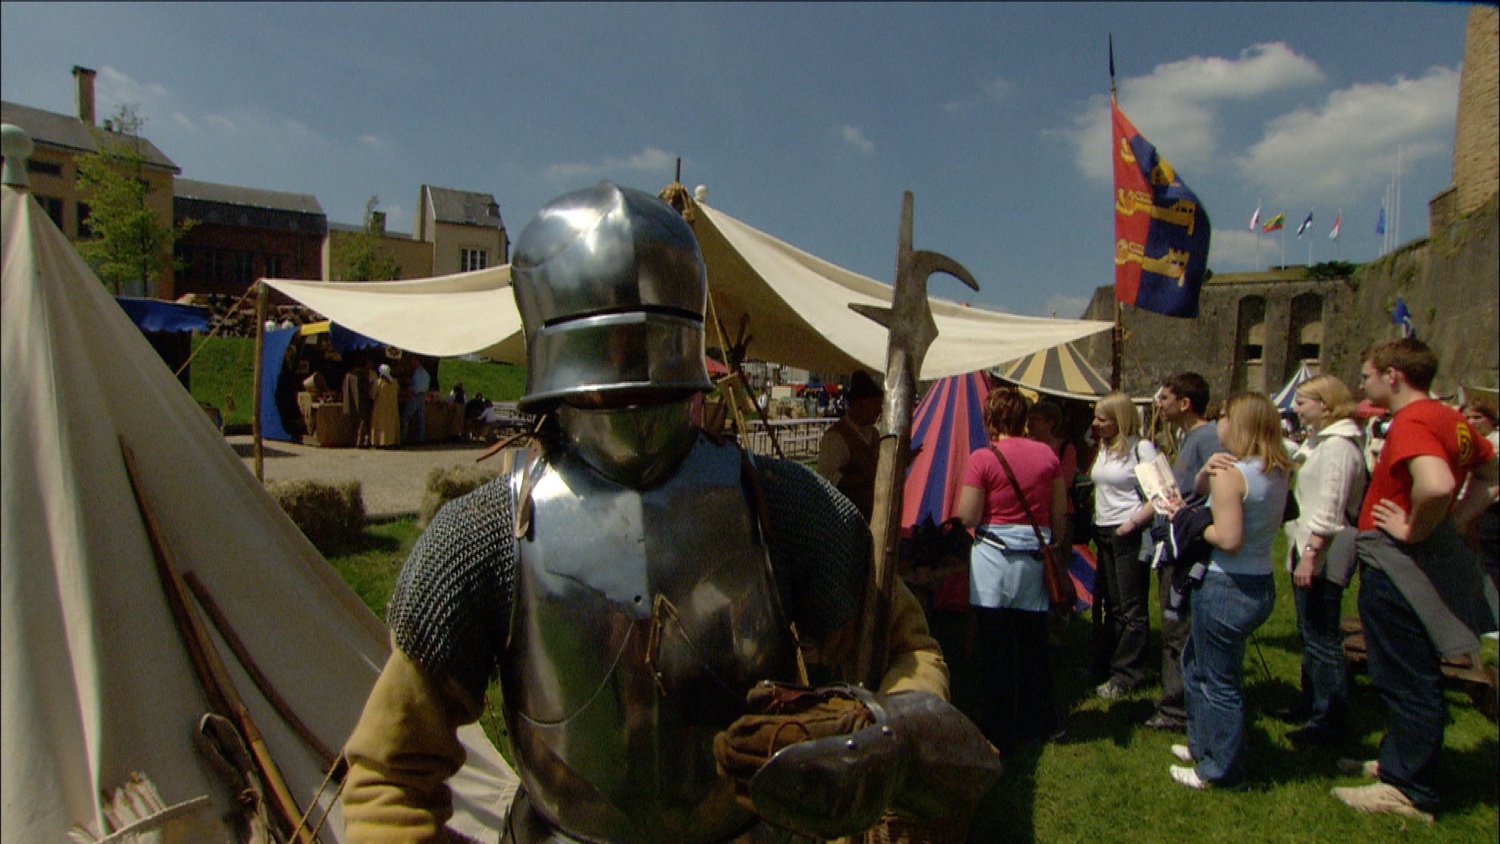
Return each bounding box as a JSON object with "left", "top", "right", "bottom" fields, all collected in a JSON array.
[{"left": 713, "top": 682, "right": 874, "bottom": 810}]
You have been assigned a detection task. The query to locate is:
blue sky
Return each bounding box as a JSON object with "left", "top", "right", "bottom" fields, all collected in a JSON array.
[{"left": 1, "top": 2, "right": 1475, "bottom": 318}]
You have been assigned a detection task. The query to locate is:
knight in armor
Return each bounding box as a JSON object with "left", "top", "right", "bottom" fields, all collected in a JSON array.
[{"left": 341, "top": 183, "right": 1002, "bottom": 843}]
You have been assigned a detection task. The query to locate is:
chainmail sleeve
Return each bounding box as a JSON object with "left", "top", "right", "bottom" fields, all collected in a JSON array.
[
  {"left": 386, "top": 474, "right": 518, "bottom": 701},
  {"left": 752, "top": 456, "right": 870, "bottom": 641}
]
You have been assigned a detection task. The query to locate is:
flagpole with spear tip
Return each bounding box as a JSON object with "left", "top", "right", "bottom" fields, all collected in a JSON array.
[{"left": 1109, "top": 34, "right": 1124, "bottom": 391}]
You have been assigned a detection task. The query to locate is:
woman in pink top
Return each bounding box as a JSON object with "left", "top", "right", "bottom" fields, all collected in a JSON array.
[{"left": 957, "top": 387, "right": 1068, "bottom": 753}]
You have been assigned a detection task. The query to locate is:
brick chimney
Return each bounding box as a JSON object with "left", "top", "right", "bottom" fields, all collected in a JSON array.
[{"left": 73, "top": 66, "right": 97, "bottom": 126}]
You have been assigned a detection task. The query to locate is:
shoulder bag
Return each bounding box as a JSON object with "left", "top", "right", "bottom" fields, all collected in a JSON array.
[{"left": 989, "top": 444, "right": 1078, "bottom": 610}]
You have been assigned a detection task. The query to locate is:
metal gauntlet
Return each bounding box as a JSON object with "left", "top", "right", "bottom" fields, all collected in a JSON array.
[{"left": 748, "top": 686, "right": 1002, "bottom": 840}]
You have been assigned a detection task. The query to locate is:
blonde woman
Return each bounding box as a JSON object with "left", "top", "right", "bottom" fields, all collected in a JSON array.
[
  {"left": 1282, "top": 375, "right": 1367, "bottom": 746},
  {"left": 1164, "top": 392, "right": 1291, "bottom": 790},
  {"left": 1088, "top": 392, "right": 1160, "bottom": 699}
]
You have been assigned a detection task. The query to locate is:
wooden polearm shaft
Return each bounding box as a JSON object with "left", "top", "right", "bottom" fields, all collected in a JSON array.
[{"left": 849, "top": 192, "right": 977, "bottom": 689}]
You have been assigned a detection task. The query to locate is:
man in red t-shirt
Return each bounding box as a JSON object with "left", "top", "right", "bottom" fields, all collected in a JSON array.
[{"left": 1333, "top": 338, "right": 1498, "bottom": 822}]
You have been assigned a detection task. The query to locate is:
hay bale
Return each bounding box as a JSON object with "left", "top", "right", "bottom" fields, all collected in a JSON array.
[
  {"left": 420, "top": 464, "right": 502, "bottom": 526},
  {"left": 268, "top": 479, "right": 365, "bottom": 554}
]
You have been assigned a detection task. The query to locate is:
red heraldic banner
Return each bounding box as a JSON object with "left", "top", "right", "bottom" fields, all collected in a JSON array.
[{"left": 1112, "top": 102, "right": 1212, "bottom": 318}]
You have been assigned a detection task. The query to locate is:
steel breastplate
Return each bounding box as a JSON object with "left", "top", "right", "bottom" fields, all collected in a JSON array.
[{"left": 501, "top": 436, "right": 801, "bottom": 844}]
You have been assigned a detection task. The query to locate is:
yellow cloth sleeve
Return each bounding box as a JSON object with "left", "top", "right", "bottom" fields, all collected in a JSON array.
[
  {"left": 342, "top": 645, "right": 485, "bottom": 844},
  {"left": 876, "top": 579, "right": 950, "bottom": 699}
]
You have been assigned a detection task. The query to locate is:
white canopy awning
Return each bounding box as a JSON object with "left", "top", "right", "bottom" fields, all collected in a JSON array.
[{"left": 265, "top": 195, "right": 1110, "bottom": 380}]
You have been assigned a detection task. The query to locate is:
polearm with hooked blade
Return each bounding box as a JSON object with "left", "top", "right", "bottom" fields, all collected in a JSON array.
[{"left": 849, "top": 191, "right": 978, "bottom": 690}]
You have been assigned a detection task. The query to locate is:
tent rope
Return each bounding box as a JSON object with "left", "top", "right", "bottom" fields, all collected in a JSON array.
[{"left": 174, "top": 281, "right": 260, "bottom": 378}]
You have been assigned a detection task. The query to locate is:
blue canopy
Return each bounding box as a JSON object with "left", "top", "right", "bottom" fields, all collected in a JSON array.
[{"left": 115, "top": 297, "right": 210, "bottom": 334}]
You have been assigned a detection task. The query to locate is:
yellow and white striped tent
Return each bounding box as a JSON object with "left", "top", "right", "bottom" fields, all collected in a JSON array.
[{"left": 992, "top": 341, "right": 1112, "bottom": 401}]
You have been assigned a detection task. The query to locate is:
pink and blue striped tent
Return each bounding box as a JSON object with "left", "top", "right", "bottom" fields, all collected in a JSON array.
[{"left": 902, "top": 371, "right": 1098, "bottom": 610}]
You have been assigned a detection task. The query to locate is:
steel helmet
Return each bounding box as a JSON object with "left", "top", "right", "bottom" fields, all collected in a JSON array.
[{"left": 511, "top": 182, "right": 712, "bottom": 412}]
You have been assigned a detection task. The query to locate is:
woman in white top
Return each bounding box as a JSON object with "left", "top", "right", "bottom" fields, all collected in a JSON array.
[
  {"left": 1166, "top": 392, "right": 1290, "bottom": 790},
  {"left": 1087, "top": 392, "right": 1159, "bottom": 699},
  {"left": 1282, "top": 375, "right": 1367, "bottom": 745}
]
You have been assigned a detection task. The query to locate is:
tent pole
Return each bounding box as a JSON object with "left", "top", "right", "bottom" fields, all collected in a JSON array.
[
  {"left": 120, "top": 440, "right": 316, "bottom": 844},
  {"left": 1111, "top": 300, "right": 1123, "bottom": 391},
  {"left": 252, "top": 280, "right": 267, "bottom": 481}
]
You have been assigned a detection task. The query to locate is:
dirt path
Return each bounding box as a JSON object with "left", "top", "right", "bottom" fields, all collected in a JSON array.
[{"left": 229, "top": 435, "right": 499, "bottom": 520}]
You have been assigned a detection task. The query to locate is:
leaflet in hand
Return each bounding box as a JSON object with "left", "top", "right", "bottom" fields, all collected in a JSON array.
[{"left": 1135, "top": 454, "right": 1184, "bottom": 515}]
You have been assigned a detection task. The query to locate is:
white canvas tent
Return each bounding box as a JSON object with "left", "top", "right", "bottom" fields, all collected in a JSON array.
[
  {"left": 263, "top": 192, "right": 1110, "bottom": 380},
  {"left": 1, "top": 183, "right": 517, "bottom": 841}
]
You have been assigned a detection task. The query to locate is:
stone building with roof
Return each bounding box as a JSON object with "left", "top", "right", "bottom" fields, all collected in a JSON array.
[
  {"left": 173, "top": 178, "right": 327, "bottom": 297},
  {"left": 3, "top": 67, "right": 510, "bottom": 299},
  {"left": 417, "top": 184, "right": 508, "bottom": 276},
  {"left": 320, "top": 185, "right": 508, "bottom": 282},
  {"left": 0, "top": 66, "right": 181, "bottom": 297}
]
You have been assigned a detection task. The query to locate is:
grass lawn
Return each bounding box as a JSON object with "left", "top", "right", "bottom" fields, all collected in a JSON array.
[
  {"left": 327, "top": 526, "right": 1498, "bottom": 842},
  {"left": 187, "top": 334, "right": 527, "bottom": 430}
]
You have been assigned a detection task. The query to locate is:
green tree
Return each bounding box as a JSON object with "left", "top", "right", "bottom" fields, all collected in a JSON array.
[
  {"left": 331, "top": 196, "right": 402, "bottom": 281},
  {"left": 74, "top": 105, "right": 192, "bottom": 295}
]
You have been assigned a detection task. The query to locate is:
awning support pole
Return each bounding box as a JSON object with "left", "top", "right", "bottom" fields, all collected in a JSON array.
[{"left": 252, "top": 280, "right": 267, "bottom": 481}]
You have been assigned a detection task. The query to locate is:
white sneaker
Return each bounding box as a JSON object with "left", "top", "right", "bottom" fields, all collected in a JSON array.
[
  {"left": 1336, "top": 758, "right": 1379, "bottom": 779},
  {"left": 1331, "top": 782, "right": 1434, "bottom": 823},
  {"left": 1170, "top": 764, "right": 1206, "bottom": 790},
  {"left": 1170, "top": 744, "right": 1194, "bottom": 764}
]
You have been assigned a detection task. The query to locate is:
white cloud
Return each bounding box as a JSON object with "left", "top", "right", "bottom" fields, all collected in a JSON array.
[
  {"left": 1062, "top": 43, "right": 1323, "bottom": 181},
  {"left": 1207, "top": 227, "right": 1268, "bottom": 270},
  {"left": 358, "top": 134, "right": 387, "bottom": 152},
  {"left": 93, "top": 65, "right": 171, "bottom": 119},
  {"left": 1235, "top": 67, "right": 1459, "bottom": 206},
  {"left": 839, "top": 125, "right": 875, "bottom": 155},
  {"left": 172, "top": 113, "right": 197, "bottom": 130},
  {"left": 544, "top": 146, "right": 677, "bottom": 180},
  {"left": 204, "top": 114, "right": 236, "bottom": 132},
  {"left": 944, "top": 75, "right": 1016, "bottom": 113}
]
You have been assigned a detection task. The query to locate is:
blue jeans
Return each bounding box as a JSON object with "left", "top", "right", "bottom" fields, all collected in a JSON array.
[
  {"left": 1358, "top": 565, "right": 1446, "bottom": 813},
  {"left": 1183, "top": 570, "right": 1275, "bottom": 786},
  {"left": 401, "top": 394, "right": 425, "bottom": 444},
  {"left": 1292, "top": 574, "right": 1349, "bottom": 735}
]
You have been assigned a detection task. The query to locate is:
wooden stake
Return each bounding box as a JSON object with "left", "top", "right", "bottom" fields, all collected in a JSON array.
[
  {"left": 184, "top": 570, "right": 340, "bottom": 772},
  {"left": 120, "top": 438, "right": 316, "bottom": 843}
]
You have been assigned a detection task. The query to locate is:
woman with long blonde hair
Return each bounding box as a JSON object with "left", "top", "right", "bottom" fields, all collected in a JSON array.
[
  {"left": 1165, "top": 391, "right": 1290, "bottom": 790},
  {"left": 1281, "top": 375, "right": 1366, "bottom": 745},
  {"left": 1087, "top": 392, "right": 1159, "bottom": 699}
]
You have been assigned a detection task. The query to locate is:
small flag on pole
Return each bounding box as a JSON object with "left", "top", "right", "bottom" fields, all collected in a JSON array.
[
  {"left": 1262, "top": 213, "right": 1285, "bottom": 233},
  {"left": 1248, "top": 205, "right": 1261, "bottom": 232},
  {"left": 1375, "top": 205, "right": 1386, "bottom": 235},
  {"left": 1391, "top": 296, "right": 1414, "bottom": 338},
  {"left": 1329, "top": 212, "right": 1342, "bottom": 240},
  {"left": 1296, "top": 210, "right": 1314, "bottom": 238}
]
